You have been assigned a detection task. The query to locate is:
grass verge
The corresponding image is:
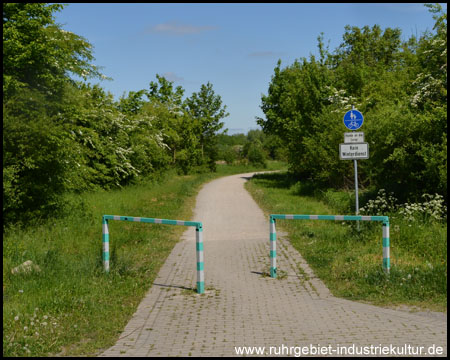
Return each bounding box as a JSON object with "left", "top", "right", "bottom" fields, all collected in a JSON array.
[
  {"left": 3, "top": 161, "right": 286, "bottom": 357},
  {"left": 245, "top": 171, "right": 447, "bottom": 312}
]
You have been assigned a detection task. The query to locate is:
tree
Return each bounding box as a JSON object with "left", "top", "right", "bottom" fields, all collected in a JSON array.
[
  {"left": 411, "top": 4, "right": 447, "bottom": 111},
  {"left": 258, "top": 4, "right": 447, "bottom": 201},
  {"left": 3, "top": 87, "right": 73, "bottom": 224},
  {"left": 117, "top": 90, "right": 147, "bottom": 115},
  {"left": 3, "top": 3, "right": 107, "bottom": 225},
  {"left": 3, "top": 3, "right": 105, "bottom": 102},
  {"left": 185, "top": 82, "right": 229, "bottom": 171},
  {"left": 257, "top": 56, "right": 331, "bottom": 177},
  {"left": 117, "top": 90, "right": 171, "bottom": 177},
  {"left": 142, "top": 75, "right": 205, "bottom": 174},
  {"left": 329, "top": 24, "right": 402, "bottom": 96},
  {"left": 247, "top": 140, "right": 267, "bottom": 168},
  {"left": 147, "top": 74, "right": 185, "bottom": 114}
]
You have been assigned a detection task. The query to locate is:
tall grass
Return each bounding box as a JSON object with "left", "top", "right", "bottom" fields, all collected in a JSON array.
[
  {"left": 245, "top": 172, "right": 447, "bottom": 312},
  {"left": 3, "top": 162, "right": 286, "bottom": 357}
]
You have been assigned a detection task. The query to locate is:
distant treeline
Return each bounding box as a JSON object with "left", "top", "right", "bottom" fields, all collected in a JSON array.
[
  {"left": 217, "top": 130, "right": 286, "bottom": 167},
  {"left": 257, "top": 4, "right": 447, "bottom": 203},
  {"left": 3, "top": 4, "right": 229, "bottom": 226}
]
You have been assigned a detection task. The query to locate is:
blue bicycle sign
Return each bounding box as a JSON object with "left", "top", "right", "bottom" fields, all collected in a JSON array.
[{"left": 343, "top": 109, "right": 364, "bottom": 130}]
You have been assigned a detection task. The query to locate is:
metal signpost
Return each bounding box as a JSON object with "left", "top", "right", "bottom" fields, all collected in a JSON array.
[{"left": 342, "top": 107, "right": 366, "bottom": 230}]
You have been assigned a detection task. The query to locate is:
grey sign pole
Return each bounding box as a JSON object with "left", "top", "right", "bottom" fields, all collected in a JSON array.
[
  {"left": 354, "top": 158, "right": 360, "bottom": 231},
  {"left": 342, "top": 105, "right": 366, "bottom": 231},
  {"left": 351, "top": 105, "right": 360, "bottom": 231}
]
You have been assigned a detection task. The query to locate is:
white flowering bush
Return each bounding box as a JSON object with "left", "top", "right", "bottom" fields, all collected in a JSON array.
[
  {"left": 399, "top": 193, "right": 447, "bottom": 222},
  {"left": 360, "top": 189, "right": 447, "bottom": 223},
  {"left": 325, "top": 86, "right": 361, "bottom": 113},
  {"left": 359, "top": 189, "right": 399, "bottom": 215}
]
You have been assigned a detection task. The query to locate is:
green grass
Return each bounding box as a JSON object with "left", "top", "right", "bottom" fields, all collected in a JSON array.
[
  {"left": 245, "top": 171, "right": 447, "bottom": 312},
  {"left": 3, "top": 161, "right": 286, "bottom": 357}
]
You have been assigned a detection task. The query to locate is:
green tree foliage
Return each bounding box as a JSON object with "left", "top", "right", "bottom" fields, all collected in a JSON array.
[
  {"left": 258, "top": 5, "right": 447, "bottom": 202},
  {"left": 247, "top": 140, "right": 267, "bottom": 168},
  {"left": 3, "top": 3, "right": 106, "bottom": 225},
  {"left": 3, "top": 5, "right": 229, "bottom": 227},
  {"left": 58, "top": 83, "right": 147, "bottom": 190},
  {"left": 143, "top": 75, "right": 201, "bottom": 174},
  {"left": 117, "top": 89, "right": 147, "bottom": 115},
  {"left": 3, "top": 87, "right": 72, "bottom": 223},
  {"left": 258, "top": 56, "right": 332, "bottom": 180},
  {"left": 3, "top": 3, "right": 104, "bottom": 101},
  {"left": 185, "top": 82, "right": 229, "bottom": 171},
  {"left": 217, "top": 129, "right": 284, "bottom": 166}
]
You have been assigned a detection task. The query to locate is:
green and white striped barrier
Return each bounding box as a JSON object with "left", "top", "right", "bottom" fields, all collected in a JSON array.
[
  {"left": 269, "top": 214, "right": 390, "bottom": 278},
  {"left": 102, "top": 215, "right": 205, "bottom": 294}
]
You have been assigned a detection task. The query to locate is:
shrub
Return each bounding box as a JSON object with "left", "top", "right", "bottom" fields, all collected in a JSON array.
[
  {"left": 398, "top": 193, "right": 447, "bottom": 223},
  {"left": 3, "top": 88, "right": 72, "bottom": 225},
  {"left": 247, "top": 141, "right": 267, "bottom": 168},
  {"left": 360, "top": 189, "right": 447, "bottom": 224},
  {"left": 359, "top": 189, "right": 399, "bottom": 216},
  {"left": 223, "top": 147, "right": 237, "bottom": 165}
]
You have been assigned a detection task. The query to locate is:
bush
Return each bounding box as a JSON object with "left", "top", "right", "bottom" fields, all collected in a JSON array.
[
  {"left": 398, "top": 194, "right": 447, "bottom": 223},
  {"left": 359, "top": 189, "right": 400, "bottom": 216},
  {"left": 3, "top": 88, "right": 72, "bottom": 225},
  {"left": 257, "top": 9, "right": 447, "bottom": 201},
  {"left": 247, "top": 141, "right": 267, "bottom": 168},
  {"left": 223, "top": 147, "right": 237, "bottom": 165},
  {"left": 321, "top": 189, "right": 354, "bottom": 214},
  {"left": 360, "top": 189, "right": 447, "bottom": 224}
]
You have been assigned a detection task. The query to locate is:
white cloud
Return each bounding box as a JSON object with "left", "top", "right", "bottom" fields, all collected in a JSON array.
[
  {"left": 162, "top": 72, "right": 185, "bottom": 83},
  {"left": 249, "top": 51, "right": 285, "bottom": 58},
  {"left": 148, "top": 21, "right": 217, "bottom": 35}
]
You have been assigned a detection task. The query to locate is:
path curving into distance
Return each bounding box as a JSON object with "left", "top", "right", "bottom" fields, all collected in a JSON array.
[{"left": 100, "top": 172, "right": 447, "bottom": 357}]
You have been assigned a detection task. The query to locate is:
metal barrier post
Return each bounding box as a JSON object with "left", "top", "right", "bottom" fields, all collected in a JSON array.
[
  {"left": 196, "top": 223, "right": 205, "bottom": 294},
  {"left": 102, "top": 217, "right": 110, "bottom": 272},
  {"left": 382, "top": 219, "right": 390, "bottom": 274},
  {"left": 270, "top": 216, "right": 277, "bottom": 278},
  {"left": 269, "top": 214, "right": 390, "bottom": 277},
  {"left": 102, "top": 215, "right": 205, "bottom": 294}
]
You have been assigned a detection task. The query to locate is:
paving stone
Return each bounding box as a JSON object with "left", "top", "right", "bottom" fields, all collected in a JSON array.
[{"left": 100, "top": 173, "right": 447, "bottom": 357}]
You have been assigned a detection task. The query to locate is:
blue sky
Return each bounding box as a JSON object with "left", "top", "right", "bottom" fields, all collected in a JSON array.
[{"left": 54, "top": 3, "right": 445, "bottom": 134}]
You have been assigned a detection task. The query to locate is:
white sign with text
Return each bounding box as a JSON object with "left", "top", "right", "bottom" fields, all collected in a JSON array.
[
  {"left": 339, "top": 143, "right": 369, "bottom": 160},
  {"left": 344, "top": 132, "right": 364, "bottom": 143}
]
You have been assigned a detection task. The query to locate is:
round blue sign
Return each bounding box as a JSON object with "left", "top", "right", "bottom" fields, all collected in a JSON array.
[{"left": 343, "top": 109, "right": 364, "bottom": 130}]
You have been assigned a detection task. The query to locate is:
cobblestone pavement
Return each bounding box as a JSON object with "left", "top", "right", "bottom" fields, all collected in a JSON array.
[{"left": 100, "top": 173, "right": 447, "bottom": 357}]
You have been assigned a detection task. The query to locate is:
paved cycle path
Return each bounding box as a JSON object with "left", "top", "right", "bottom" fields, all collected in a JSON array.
[{"left": 101, "top": 172, "right": 446, "bottom": 357}]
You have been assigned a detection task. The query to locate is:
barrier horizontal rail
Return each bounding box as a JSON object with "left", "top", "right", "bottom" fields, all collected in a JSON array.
[
  {"left": 269, "top": 214, "right": 390, "bottom": 278},
  {"left": 271, "top": 214, "right": 388, "bottom": 222},
  {"left": 102, "top": 215, "right": 204, "bottom": 294}
]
